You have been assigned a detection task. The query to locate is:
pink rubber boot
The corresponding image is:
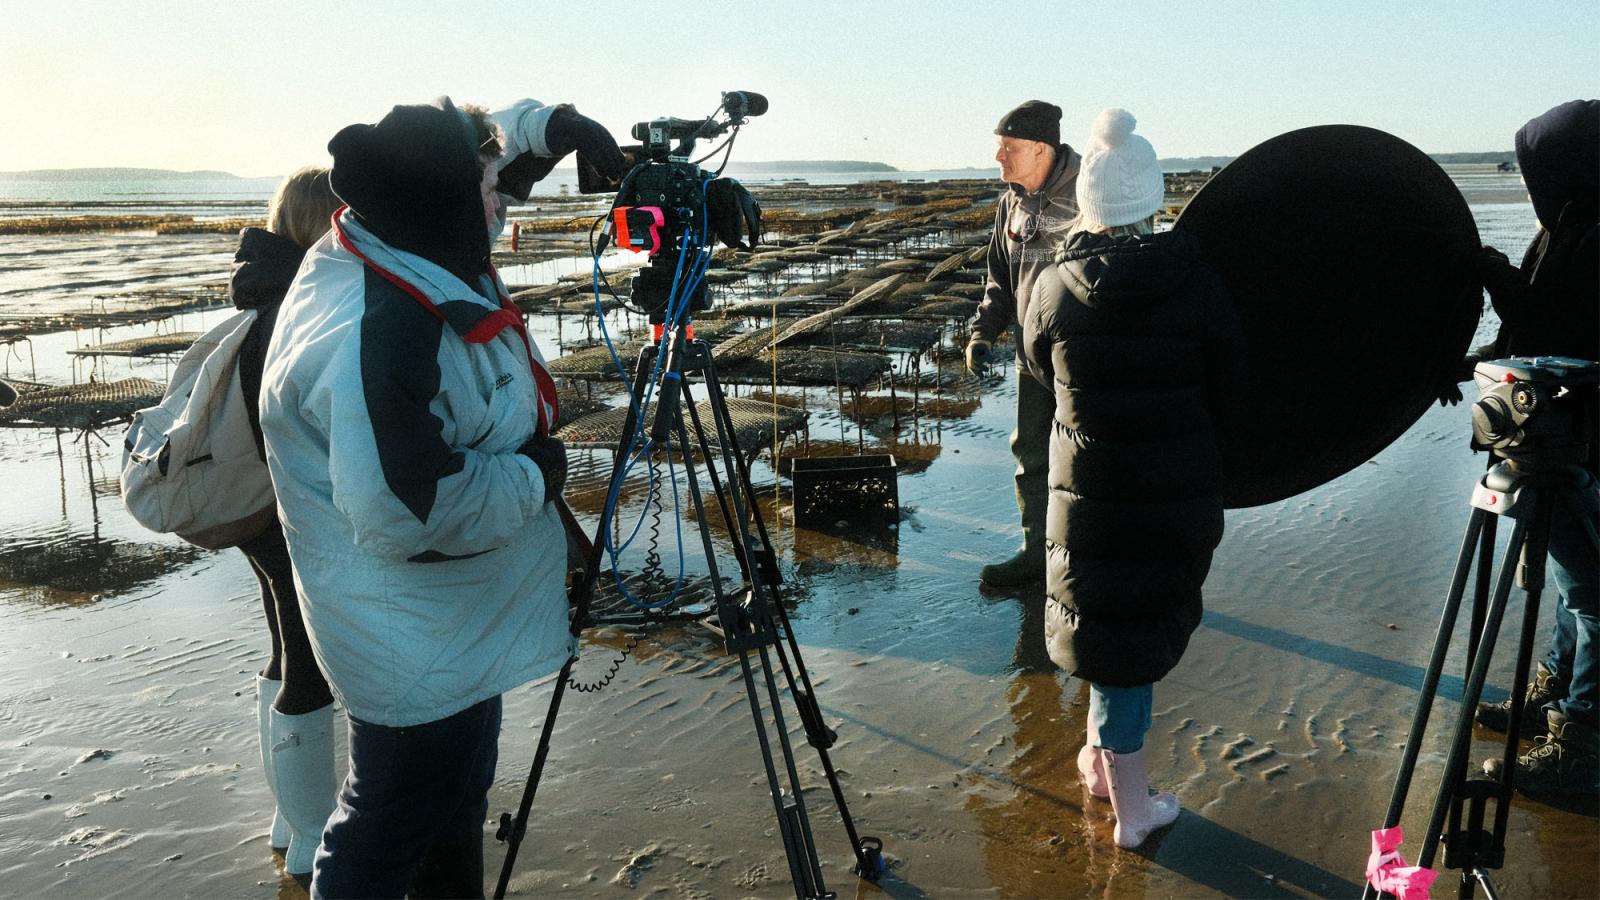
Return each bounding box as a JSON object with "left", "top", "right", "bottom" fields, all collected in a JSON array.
[
  {"left": 1099, "top": 747, "right": 1179, "bottom": 848},
  {"left": 1077, "top": 715, "right": 1109, "bottom": 799}
]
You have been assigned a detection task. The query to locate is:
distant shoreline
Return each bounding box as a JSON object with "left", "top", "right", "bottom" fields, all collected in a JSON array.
[{"left": 0, "top": 151, "right": 1517, "bottom": 183}]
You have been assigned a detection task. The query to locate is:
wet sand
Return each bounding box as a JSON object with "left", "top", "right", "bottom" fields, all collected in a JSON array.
[{"left": 3, "top": 193, "right": 1598, "bottom": 899}]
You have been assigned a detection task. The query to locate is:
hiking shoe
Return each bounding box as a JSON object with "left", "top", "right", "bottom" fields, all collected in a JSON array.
[
  {"left": 1483, "top": 709, "right": 1599, "bottom": 796},
  {"left": 1475, "top": 662, "right": 1567, "bottom": 734},
  {"left": 980, "top": 546, "right": 1045, "bottom": 587}
]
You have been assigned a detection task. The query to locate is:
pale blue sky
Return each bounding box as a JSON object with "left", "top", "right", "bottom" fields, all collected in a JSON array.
[{"left": 1, "top": 0, "right": 1594, "bottom": 175}]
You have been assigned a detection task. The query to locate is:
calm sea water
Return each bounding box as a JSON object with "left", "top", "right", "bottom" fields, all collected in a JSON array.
[{"left": 0, "top": 169, "right": 1000, "bottom": 217}]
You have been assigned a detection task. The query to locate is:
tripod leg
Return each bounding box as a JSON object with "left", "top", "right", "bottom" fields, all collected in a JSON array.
[
  {"left": 679, "top": 379, "right": 754, "bottom": 584},
  {"left": 1417, "top": 513, "right": 1531, "bottom": 870},
  {"left": 696, "top": 349, "right": 882, "bottom": 881},
  {"left": 734, "top": 643, "right": 829, "bottom": 899},
  {"left": 493, "top": 654, "right": 577, "bottom": 900},
  {"left": 1371, "top": 509, "right": 1488, "bottom": 836},
  {"left": 583, "top": 346, "right": 663, "bottom": 593},
  {"left": 1449, "top": 514, "right": 1498, "bottom": 858},
  {"left": 668, "top": 411, "right": 731, "bottom": 604},
  {"left": 1489, "top": 492, "right": 1555, "bottom": 852}
]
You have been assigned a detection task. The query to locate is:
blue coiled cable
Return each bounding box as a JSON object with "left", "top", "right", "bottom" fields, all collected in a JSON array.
[{"left": 589, "top": 182, "right": 714, "bottom": 610}]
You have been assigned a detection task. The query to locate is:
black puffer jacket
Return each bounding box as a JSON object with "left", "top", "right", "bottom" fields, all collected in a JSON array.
[
  {"left": 230, "top": 226, "right": 309, "bottom": 459},
  {"left": 1022, "top": 228, "right": 1243, "bottom": 686}
]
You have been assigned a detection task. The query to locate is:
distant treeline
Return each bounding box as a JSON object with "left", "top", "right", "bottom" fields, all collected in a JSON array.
[
  {"left": 0, "top": 167, "right": 271, "bottom": 181},
  {"left": 4, "top": 152, "right": 1518, "bottom": 182},
  {"left": 725, "top": 160, "right": 899, "bottom": 173},
  {"left": 1160, "top": 151, "right": 1515, "bottom": 172}
]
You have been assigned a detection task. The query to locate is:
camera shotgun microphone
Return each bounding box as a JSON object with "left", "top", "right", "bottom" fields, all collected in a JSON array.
[{"left": 722, "top": 91, "right": 768, "bottom": 119}]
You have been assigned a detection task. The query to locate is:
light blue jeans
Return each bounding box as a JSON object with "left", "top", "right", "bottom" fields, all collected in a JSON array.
[{"left": 1089, "top": 682, "right": 1154, "bottom": 753}]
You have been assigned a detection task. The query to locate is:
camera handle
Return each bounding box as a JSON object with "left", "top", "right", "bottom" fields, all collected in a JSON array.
[{"left": 1365, "top": 460, "right": 1598, "bottom": 900}]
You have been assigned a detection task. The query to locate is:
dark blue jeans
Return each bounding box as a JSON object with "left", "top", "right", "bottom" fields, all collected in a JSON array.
[
  {"left": 1543, "top": 497, "right": 1598, "bottom": 728},
  {"left": 311, "top": 696, "right": 502, "bottom": 899}
]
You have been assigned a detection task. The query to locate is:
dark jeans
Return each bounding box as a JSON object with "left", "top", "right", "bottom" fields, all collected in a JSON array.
[
  {"left": 311, "top": 696, "right": 502, "bottom": 900},
  {"left": 1543, "top": 496, "right": 1598, "bottom": 727},
  {"left": 239, "top": 523, "right": 333, "bottom": 714}
]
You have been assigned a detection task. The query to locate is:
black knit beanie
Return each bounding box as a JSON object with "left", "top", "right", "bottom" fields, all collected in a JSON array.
[
  {"left": 995, "top": 100, "right": 1062, "bottom": 146},
  {"left": 328, "top": 97, "right": 489, "bottom": 280}
]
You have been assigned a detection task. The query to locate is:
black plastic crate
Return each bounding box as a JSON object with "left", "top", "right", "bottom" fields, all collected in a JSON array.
[{"left": 790, "top": 454, "right": 899, "bottom": 526}]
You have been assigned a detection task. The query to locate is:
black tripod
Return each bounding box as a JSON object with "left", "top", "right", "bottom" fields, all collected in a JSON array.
[
  {"left": 1366, "top": 455, "right": 1598, "bottom": 900},
  {"left": 493, "top": 324, "right": 885, "bottom": 900}
]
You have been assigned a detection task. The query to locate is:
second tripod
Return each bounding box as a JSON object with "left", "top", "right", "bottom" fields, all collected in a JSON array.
[
  {"left": 494, "top": 325, "right": 886, "bottom": 900},
  {"left": 1366, "top": 457, "right": 1598, "bottom": 900}
]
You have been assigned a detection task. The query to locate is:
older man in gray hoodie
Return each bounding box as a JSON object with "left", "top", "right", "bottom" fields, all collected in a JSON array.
[{"left": 967, "top": 100, "right": 1081, "bottom": 587}]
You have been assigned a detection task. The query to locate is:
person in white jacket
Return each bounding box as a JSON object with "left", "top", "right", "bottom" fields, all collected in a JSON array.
[{"left": 260, "top": 96, "right": 572, "bottom": 898}]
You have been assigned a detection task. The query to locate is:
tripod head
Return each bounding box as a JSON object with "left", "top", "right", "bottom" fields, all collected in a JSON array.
[{"left": 1470, "top": 357, "right": 1598, "bottom": 470}]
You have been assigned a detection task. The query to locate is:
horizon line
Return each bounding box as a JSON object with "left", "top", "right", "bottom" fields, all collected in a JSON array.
[{"left": 2, "top": 150, "right": 1519, "bottom": 182}]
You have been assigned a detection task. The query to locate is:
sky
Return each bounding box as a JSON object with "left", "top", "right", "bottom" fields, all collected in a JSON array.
[{"left": 0, "top": 0, "right": 1595, "bottom": 176}]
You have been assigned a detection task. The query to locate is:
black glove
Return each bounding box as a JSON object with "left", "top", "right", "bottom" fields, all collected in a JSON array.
[
  {"left": 706, "top": 178, "right": 761, "bottom": 250},
  {"left": 517, "top": 434, "right": 568, "bottom": 504},
  {"left": 1474, "top": 244, "right": 1511, "bottom": 277},
  {"left": 1436, "top": 379, "right": 1463, "bottom": 407},
  {"left": 0, "top": 379, "right": 16, "bottom": 408},
  {"left": 965, "top": 337, "right": 994, "bottom": 375},
  {"left": 1436, "top": 352, "right": 1484, "bottom": 407}
]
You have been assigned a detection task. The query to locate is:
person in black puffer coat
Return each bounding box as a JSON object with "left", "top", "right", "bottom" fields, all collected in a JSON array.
[
  {"left": 1022, "top": 109, "right": 1243, "bottom": 849},
  {"left": 231, "top": 166, "right": 342, "bottom": 878}
]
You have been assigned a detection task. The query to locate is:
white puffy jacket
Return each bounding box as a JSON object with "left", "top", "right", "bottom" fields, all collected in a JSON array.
[{"left": 260, "top": 210, "right": 570, "bottom": 727}]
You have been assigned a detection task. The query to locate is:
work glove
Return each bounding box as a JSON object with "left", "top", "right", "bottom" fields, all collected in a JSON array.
[
  {"left": 965, "top": 337, "right": 994, "bottom": 375},
  {"left": 517, "top": 433, "right": 568, "bottom": 504},
  {"left": 707, "top": 177, "right": 762, "bottom": 250}
]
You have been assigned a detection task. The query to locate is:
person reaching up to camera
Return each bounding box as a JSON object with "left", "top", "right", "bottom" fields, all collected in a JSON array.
[{"left": 259, "top": 97, "right": 572, "bottom": 896}]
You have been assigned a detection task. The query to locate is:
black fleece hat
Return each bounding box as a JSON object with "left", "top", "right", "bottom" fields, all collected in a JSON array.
[
  {"left": 995, "top": 100, "right": 1062, "bottom": 146},
  {"left": 328, "top": 97, "right": 489, "bottom": 278}
]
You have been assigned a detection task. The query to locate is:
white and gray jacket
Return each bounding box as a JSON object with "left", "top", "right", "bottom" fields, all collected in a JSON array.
[{"left": 260, "top": 210, "right": 569, "bottom": 727}]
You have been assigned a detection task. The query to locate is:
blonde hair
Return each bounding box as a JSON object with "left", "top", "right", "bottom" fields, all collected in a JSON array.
[
  {"left": 1072, "top": 215, "right": 1155, "bottom": 238},
  {"left": 461, "top": 104, "right": 504, "bottom": 160},
  {"left": 266, "top": 166, "right": 341, "bottom": 250}
]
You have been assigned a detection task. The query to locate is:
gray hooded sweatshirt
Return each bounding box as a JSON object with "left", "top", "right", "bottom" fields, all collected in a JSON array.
[{"left": 971, "top": 144, "right": 1081, "bottom": 350}]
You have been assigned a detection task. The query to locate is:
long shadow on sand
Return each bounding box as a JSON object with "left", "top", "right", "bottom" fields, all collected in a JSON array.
[
  {"left": 1145, "top": 812, "right": 1366, "bottom": 897},
  {"left": 1202, "top": 609, "right": 1506, "bottom": 701}
]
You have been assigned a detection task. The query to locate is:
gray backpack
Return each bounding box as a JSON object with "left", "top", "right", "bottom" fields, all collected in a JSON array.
[{"left": 121, "top": 311, "right": 276, "bottom": 549}]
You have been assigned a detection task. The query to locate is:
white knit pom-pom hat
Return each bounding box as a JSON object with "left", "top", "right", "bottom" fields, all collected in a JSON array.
[{"left": 1075, "top": 108, "right": 1164, "bottom": 228}]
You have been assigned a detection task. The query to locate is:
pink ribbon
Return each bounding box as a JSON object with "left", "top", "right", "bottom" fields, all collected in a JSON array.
[{"left": 1365, "top": 827, "right": 1437, "bottom": 900}]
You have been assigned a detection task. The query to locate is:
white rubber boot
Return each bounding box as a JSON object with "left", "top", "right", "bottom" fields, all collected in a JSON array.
[
  {"left": 255, "top": 676, "right": 290, "bottom": 850},
  {"left": 1078, "top": 715, "right": 1109, "bottom": 799},
  {"left": 1099, "top": 747, "right": 1179, "bottom": 848},
  {"left": 268, "top": 704, "right": 338, "bottom": 876}
]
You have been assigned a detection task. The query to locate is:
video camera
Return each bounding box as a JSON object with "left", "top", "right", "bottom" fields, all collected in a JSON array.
[
  {"left": 596, "top": 91, "right": 766, "bottom": 321},
  {"left": 1470, "top": 356, "right": 1599, "bottom": 464}
]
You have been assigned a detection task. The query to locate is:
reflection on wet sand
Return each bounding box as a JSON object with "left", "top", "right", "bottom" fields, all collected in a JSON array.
[
  {"left": 968, "top": 592, "right": 1370, "bottom": 899},
  {"left": 0, "top": 522, "right": 199, "bottom": 604},
  {"left": 963, "top": 592, "right": 1136, "bottom": 897}
]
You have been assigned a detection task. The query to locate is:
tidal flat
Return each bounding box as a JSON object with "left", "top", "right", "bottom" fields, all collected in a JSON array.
[{"left": 1, "top": 172, "right": 1594, "bottom": 898}]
